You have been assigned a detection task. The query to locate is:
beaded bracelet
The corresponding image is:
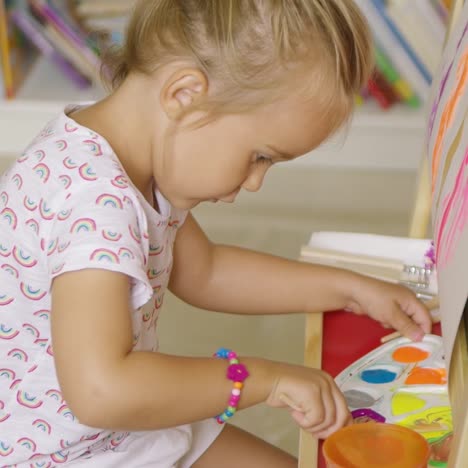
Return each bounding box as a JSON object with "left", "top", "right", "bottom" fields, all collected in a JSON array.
[{"left": 213, "top": 348, "right": 250, "bottom": 424}]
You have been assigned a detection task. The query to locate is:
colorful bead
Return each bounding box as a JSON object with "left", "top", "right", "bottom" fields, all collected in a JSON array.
[{"left": 213, "top": 348, "right": 249, "bottom": 425}]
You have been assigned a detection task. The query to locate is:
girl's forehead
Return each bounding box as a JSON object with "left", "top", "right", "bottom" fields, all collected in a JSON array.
[{"left": 248, "top": 95, "right": 349, "bottom": 153}]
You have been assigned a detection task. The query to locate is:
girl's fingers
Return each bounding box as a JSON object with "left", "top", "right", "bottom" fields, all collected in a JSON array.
[{"left": 304, "top": 383, "right": 336, "bottom": 433}]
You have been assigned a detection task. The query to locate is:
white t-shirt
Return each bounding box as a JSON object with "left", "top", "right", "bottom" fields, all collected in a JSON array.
[{"left": 0, "top": 107, "right": 222, "bottom": 467}]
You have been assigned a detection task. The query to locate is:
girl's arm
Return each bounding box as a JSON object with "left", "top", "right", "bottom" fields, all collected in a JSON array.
[
  {"left": 169, "top": 214, "right": 432, "bottom": 339},
  {"left": 52, "top": 269, "right": 349, "bottom": 437}
]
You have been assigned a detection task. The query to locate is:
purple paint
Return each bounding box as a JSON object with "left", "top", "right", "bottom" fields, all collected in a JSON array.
[{"left": 352, "top": 408, "right": 386, "bottom": 423}]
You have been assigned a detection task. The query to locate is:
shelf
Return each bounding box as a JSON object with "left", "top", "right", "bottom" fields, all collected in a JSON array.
[{"left": 0, "top": 57, "right": 427, "bottom": 170}]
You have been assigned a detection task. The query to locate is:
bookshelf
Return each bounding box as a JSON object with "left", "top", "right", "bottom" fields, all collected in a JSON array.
[{"left": 0, "top": 55, "right": 427, "bottom": 169}]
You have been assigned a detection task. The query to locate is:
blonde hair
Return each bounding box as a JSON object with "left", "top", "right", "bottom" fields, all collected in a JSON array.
[{"left": 104, "top": 0, "right": 373, "bottom": 121}]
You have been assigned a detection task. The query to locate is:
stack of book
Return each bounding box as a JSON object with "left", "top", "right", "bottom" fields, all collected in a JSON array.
[
  {"left": 0, "top": 0, "right": 453, "bottom": 108},
  {"left": 356, "top": 0, "right": 450, "bottom": 110},
  {"left": 70, "top": 0, "right": 134, "bottom": 48},
  {"left": 0, "top": 0, "right": 104, "bottom": 98}
]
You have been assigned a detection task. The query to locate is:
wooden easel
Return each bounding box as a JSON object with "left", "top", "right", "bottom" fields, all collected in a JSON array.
[
  {"left": 408, "top": 1, "right": 468, "bottom": 464},
  {"left": 298, "top": 2, "right": 467, "bottom": 466}
]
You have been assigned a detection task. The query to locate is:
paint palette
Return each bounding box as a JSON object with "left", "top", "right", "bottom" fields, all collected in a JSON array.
[{"left": 335, "top": 334, "right": 453, "bottom": 467}]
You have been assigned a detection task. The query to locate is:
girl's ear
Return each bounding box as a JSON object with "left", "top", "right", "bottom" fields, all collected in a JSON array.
[{"left": 161, "top": 68, "right": 208, "bottom": 119}]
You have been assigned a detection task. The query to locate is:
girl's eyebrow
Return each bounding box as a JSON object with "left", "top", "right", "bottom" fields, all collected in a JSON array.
[{"left": 266, "top": 144, "right": 295, "bottom": 160}]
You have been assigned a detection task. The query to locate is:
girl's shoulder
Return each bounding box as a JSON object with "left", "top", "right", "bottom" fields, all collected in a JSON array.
[{"left": 8, "top": 106, "right": 139, "bottom": 203}]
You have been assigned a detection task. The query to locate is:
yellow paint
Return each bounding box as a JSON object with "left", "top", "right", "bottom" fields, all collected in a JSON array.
[
  {"left": 392, "top": 392, "right": 426, "bottom": 416},
  {"left": 398, "top": 407, "right": 453, "bottom": 440}
]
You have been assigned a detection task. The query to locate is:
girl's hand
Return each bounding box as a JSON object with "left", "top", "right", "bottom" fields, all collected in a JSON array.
[
  {"left": 265, "top": 364, "right": 352, "bottom": 439},
  {"left": 345, "top": 275, "right": 432, "bottom": 341}
]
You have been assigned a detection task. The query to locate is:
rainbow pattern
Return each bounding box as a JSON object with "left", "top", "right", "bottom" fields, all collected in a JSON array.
[
  {"left": 22, "top": 323, "right": 40, "bottom": 337},
  {"left": 46, "top": 389, "right": 63, "bottom": 402},
  {"left": 58, "top": 175, "right": 72, "bottom": 189},
  {"left": 32, "top": 418, "right": 51, "bottom": 434},
  {"left": 102, "top": 230, "right": 122, "bottom": 242},
  {"left": 1, "top": 264, "right": 19, "bottom": 278},
  {"left": 70, "top": 218, "right": 97, "bottom": 234},
  {"left": 96, "top": 193, "right": 123, "bottom": 209},
  {"left": 47, "top": 238, "right": 58, "bottom": 256},
  {"left": 0, "top": 295, "right": 14, "bottom": 306},
  {"left": 34, "top": 149, "right": 46, "bottom": 161},
  {"left": 12, "top": 247, "right": 38, "bottom": 268},
  {"left": 83, "top": 139, "right": 103, "bottom": 157},
  {"left": 168, "top": 219, "right": 180, "bottom": 228},
  {"left": 118, "top": 247, "right": 135, "bottom": 260},
  {"left": 57, "top": 209, "right": 72, "bottom": 221},
  {"left": 27, "top": 364, "right": 38, "bottom": 374},
  {"left": 1, "top": 208, "right": 18, "bottom": 230},
  {"left": 0, "top": 368, "right": 15, "bottom": 380},
  {"left": 0, "top": 244, "right": 10, "bottom": 257},
  {"left": 50, "top": 450, "right": 69, "bottom": 463},
  {"left": 1, "top": 191, "right": 9, "bottom": 206},
  {"left": 12, "top": 173, "right": 23, "bottom": 190},
  {"left": 149, "top": 244, "right": 164, "bottom": 256},
  {"left": 26, "top": 219, "right": 40, "bottom": 235},
  {"left": 63, "top": 157, "right": 78, "bottom": 169},
  {"left": 33, "top": 163, "right": 50, "bottom": 183},
  {"left": 78, "top": 163, "right": 97, "bottom": 181},
  {"left": 123, "top": 195, "right": 134, "bottom": 207},
  {"left": 58, "top": 241, "right": 70, "bottom": 253},
  {"left": 23, "top": 196, "right": 38, "bottom": 211},
  {"left": 155, "top": 294, "right": 164, "bottom": 310},
  {"left": 111, "top": 175, "right": 129, "bottom": 189},
  {"left": 143, "top": 309, "right": 152, "bottom": 323},
  {"left": 148, "top": 268, "right": 163, "bottom": 280},
  {"left": 17, "top": 437, "right": 37, "bottom": 452},
  {"left": 34, "top": 338, "right": 48, "bottom": 348},
  {"left": 0, "top": 440, "right": 13, "bottom": 456},
  {"left": 90, "top": 248, "right": 120, "bottom": 264},
  {"left": 82, "top": 432, "right": 102, "bottom": 442},
  {"left": 0, "top": 400, "right": 11, "bottom": 423},
  {"left": 64, "top": 122, "right": 78, "bottom": 133},
  {"left": 20, "top": 283, "right": 47, "bottom": 301},
  {"left": 55, "top": 140, "right": 68, "bottom": 152},
  {"left": 17, "top": 391, "right": 43, "bottom": 409},
  {"left": 51, "top": 263, "right": 65, "bottom": 275},
  {"left": 57, "top": 404, "right": 75, "bottom": 421},
  {"left": 34, "top": 310, "right": 50, "bottom": 320},
  {"left": 39, "top": 200, "right": 55, "bottom": 221},
  {"left": 9, "top": 379, "right": 21, "bottom": 390},
  {"left": 29, "top": 456, "right": 52, "bottom": 468},
  {"left": 109, "top": 432, "right": 129, "bottom": 448},
  {"left": 129, "top": 225, "right": 142, "bottom": 243},
  {"left": 60, "top": 439, "right": 72, "bottom": 449},
  {"left": 17, "top": 152, "right": 29, "bottom": 163},
  {"left": 7, "top": 348, "right": 28, "bottom": 362}
]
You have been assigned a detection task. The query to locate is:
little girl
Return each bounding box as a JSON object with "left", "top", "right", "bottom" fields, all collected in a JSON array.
[{"left": 0, "top": 1, "right": 432, "bottom": 467}]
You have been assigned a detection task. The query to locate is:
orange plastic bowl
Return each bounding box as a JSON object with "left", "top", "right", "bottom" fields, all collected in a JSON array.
[{"left": 323, "top": 423, "right": 430, "bottom": 468}]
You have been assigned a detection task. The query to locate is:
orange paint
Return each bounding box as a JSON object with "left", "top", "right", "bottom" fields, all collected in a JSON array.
[
  {"left": 432, "top": 50, "right": 468, "bottom": 191},
  {"left": 405, "top": 368, "right": 447, "bottom": 385},
  {"left": 392, "top": 346, "right": 430, "bottom": 363}
]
